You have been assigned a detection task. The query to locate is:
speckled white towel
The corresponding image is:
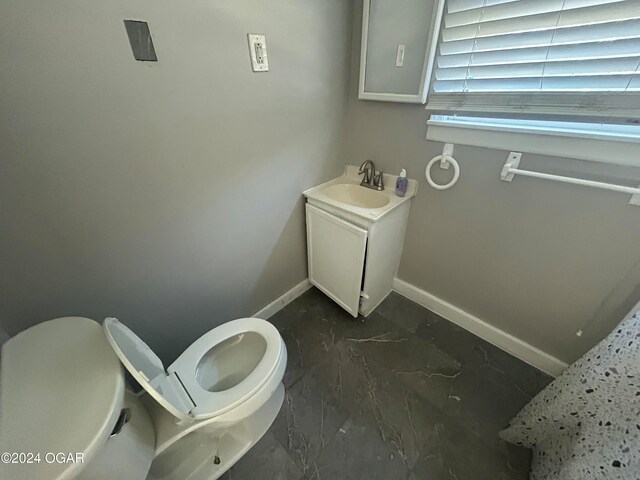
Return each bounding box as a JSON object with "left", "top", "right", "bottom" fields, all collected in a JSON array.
[{"left": 500, "top": 310, "right": 640, "bottom": 479}]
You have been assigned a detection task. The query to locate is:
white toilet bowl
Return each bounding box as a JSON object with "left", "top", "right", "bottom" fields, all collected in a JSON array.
[{"left": 103, "top": 316, "right": 287, "bottom": 480}]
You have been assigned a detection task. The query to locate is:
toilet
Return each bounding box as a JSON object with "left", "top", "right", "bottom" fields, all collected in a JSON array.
[
  {"left": 0, "top": 316, "right": 287, "bottom": 480},
  {"left": 103, "top": 316, "right": 287, "bottom": 480}
]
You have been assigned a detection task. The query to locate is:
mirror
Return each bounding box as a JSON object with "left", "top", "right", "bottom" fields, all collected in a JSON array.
[{"left": 359, "top": 0, "right": 444, "bottom": 104}]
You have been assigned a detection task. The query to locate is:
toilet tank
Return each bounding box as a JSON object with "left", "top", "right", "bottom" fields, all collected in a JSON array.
[{"left": 0, "top": 317, "right": 155, "bottom": 480}]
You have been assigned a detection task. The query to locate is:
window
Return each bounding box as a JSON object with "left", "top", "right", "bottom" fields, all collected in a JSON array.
[
  {"left": 426, "top": 115, "right": 640, "bottom": 164},
  {"left": 426, "top": 0, "right": 640, "bottom": 124}
]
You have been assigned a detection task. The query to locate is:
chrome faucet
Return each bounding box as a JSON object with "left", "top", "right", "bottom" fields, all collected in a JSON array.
[{"left": 358, "top": 160, "right": 384, "bottom": 191}]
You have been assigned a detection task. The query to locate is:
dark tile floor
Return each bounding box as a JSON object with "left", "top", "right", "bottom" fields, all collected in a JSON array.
[{"left": 221, "top": 288, "right": 552, "bottom": 480}]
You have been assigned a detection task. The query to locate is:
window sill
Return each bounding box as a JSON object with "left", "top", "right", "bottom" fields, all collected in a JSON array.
[{"left": 426, "top": 117, "right": 640, "bottom": 168}]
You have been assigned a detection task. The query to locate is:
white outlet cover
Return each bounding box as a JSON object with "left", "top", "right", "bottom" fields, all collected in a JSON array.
[{"left": 248, "top": 34, "right": 269, "bottom": 72}]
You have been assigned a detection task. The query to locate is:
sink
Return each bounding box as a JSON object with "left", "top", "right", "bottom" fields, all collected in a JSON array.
[
  {"left": 322, "top": 184, "right": 390, "bottom": 209},
  {"left": 303, "top": 165, "right": 416, "bottom": 222}
]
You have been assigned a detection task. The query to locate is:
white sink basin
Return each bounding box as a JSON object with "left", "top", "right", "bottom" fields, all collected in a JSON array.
[
  {"left": 303, "top": 165, "right": 417, "bottom": 222},
  {"left": 322, "top": 184, "right": 390, "bottom": 209}
]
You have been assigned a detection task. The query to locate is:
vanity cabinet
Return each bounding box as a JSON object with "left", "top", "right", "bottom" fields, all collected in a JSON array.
[
  {"left": 304, "top": 173, "right": 415, "bottom": 318},
  {"left": 306, "top": 204, "right": 368, "bottom": 316}
]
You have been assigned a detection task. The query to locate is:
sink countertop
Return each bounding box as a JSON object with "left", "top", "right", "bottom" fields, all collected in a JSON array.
[{"left": 303, "top": 165, "right": 418, "bottom": 222}]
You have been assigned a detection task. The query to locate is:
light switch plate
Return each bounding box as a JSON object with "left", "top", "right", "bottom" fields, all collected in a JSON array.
[
  {"left": 395, "top": 44, "right": 405, "bottom": 67},
  {"left": 248, "top": 34, "right": 269, "bottom": 72}
]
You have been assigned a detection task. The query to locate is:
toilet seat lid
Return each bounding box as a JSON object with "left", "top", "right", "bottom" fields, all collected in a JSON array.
[{"left": 103, "top": 318, "right": 194, "bottom": 419}]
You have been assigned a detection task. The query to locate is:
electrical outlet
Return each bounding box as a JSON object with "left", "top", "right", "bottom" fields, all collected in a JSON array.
[{"left": 248, "top": 34, "right": 269, "bottom": 72}]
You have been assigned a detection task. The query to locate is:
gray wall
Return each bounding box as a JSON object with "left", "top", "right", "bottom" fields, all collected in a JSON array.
[
  {"left": 3, "top": 0, "right": 638, "bottom": 369},
  {"left": 364, "top": 0, "right": 435, "bottom": 95},
  {"left": 0, "top": 327, "right": 9, "bottom": 348},
  {"left": 344, "top": 0, "right": 640, "bottom": 364},
  {"left": 0, "top": 0, "right": 353, "bottom": 363}
]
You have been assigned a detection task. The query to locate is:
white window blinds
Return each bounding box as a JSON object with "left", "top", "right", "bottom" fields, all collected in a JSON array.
[{"left": 426, "top": 0, "right": 640, "bottom": 122}]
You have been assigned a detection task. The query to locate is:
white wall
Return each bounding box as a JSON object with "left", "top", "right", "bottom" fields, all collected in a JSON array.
[{"left": 0, "top": 0, "right": 353, "bottom": 362}]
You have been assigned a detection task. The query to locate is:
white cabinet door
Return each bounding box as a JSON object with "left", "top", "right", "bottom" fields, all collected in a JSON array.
[{"left": 306, "top": 204, "right": 368, "bottom": 317}]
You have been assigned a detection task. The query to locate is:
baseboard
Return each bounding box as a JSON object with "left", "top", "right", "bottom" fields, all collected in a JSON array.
[
  {"left": 252, "top": 279, "right": 312, "bottom": 320},
  {"left": 392, "top": 278, "right": 568, "bottom": 377}
]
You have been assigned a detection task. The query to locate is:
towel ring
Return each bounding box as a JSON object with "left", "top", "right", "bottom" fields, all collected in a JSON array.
[{"left": 425, "top": 154, "right": 460, "bottom": 190}]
